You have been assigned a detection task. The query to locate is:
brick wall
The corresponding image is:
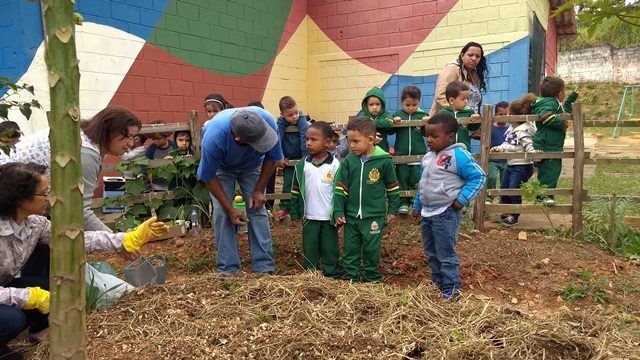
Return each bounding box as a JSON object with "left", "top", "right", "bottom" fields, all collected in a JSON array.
[{"left": 558, "top": 46, "right": 640, "bottom": 84}]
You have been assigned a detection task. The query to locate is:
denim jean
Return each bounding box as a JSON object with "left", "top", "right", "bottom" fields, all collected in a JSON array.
[
  {"left": 420, "top": 206, "right": 461, "bottom": 293},
  {"left": 500, "top": 164, "right": 534, "bottom": 220},
  {"left": 0, "top": 277, "right": 49, "bottom": 347},
  {"left": 210, "top": 165, "right": 275, "bottom": 274}
]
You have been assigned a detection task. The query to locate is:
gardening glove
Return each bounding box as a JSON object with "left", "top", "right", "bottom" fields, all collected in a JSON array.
[
  {"left": 24, "top": 287, "right": 50, "bottom": 314},
  {"left": 123, "top": 216, "right": 169, "bottom": 252}
]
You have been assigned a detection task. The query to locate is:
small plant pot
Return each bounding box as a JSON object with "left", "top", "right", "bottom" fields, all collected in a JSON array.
[{"left": 124, "top": 255, "right": 167, "bottom": 287}]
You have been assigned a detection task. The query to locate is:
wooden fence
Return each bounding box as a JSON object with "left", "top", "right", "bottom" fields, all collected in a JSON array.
[{"left": 93, "top": 105, "right": 640, "bottom": 235}]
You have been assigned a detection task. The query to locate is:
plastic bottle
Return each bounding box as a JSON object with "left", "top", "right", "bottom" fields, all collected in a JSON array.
[{"left": 190, "top": 207, "right": 200, "bottom": 235}]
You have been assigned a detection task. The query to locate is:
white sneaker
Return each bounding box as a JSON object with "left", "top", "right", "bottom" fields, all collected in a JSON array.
[
  {"left": 543, "top": 198, "right": 556, "bottom": 206},
  {"left": 398, "top": 205, "right": 410, "bottom": 215}
]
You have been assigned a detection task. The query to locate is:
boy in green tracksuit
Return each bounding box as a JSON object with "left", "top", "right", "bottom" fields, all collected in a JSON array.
[
  {"left": 334, "top": 118, "right": 400, "bottom": 283},
  {"left": 438, "top": 81, "right": 481, "bottom": 151},
  {"left": 390, "top": 85, "right": 429, "bottom": 215},
  {"left": 361, "top": 87, "right": 394, "bottom": 152},
  {"left": 291, "top": 122, "right": 341, "bottom": 278},
  {"left": 531, "top": 76, "right": 578, "bottom": 206}
]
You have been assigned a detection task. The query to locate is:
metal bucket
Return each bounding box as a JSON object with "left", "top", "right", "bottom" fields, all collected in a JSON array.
[{"left": 124, "top": 255, "right": 167, "bottom": 287}]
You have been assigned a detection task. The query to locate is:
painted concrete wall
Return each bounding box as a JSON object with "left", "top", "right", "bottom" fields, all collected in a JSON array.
[
  {"left": 558, "top": 46, "right": 640, "bottom": 84},
  {"left": 4, "top": 0, "right": 553, "bottom": 135}
]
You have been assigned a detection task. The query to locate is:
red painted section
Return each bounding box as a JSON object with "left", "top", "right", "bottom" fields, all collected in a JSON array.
[
  {"left": 546, "top": 14, "right": 558, "bottom": 76},
  {"left": 308, "top": 0, "right": 455, "bottom": 73}
]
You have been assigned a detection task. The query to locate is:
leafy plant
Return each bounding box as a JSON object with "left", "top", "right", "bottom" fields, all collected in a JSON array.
[
  {"left": 108, "top": 155, "right": 211, "bottom": 232},
  {"left": 0, "top": 77, "right": 42, "bottom": 120},
  {"left": 521, "top": 178, "right": 554, "bottom": 229},
  {"left": 555, "top": 275, "right": 611, "bottom": 306},
  {"left": 582, "top": 197, "right": 640, "bottom": 258},
  {"left": 85, "top": 273, "right": 125, "bottom": 312},
  {"left": 222, "top": 279, "right": 242, "bottom": 291}
]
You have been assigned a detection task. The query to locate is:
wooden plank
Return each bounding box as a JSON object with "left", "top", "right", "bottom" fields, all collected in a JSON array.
[
  {"left": 282, "top": 155, "right": 425, "bottom": 167},
  {"left": 488, "top": 151, "right": 587, "bottom": 160},
  {"left": 623, "top": 217, "right": 640, "bottom": 228},
  {"left": 189, "top": 110, "right": 202, "bottom": 158},
  {"left": 484, "top": 204, "right": 573, "bottom": 214},
  {"left": 473, "top": 104, "right": 493, "bottom": 231},
  {"left": 138, "top": 122, "right": 190, "bottom": 134},
  {"left": 572, "top": 102, "right": 585, "bottom": 237},
  {"left": 90, "top": 191, "right": 176, "bottom": 209},
  {"left": 492, "top": 114, "right": 571, "bottom": 122},
  {"left": 486, "top": 188, "right": 577, "bottom": 196}
]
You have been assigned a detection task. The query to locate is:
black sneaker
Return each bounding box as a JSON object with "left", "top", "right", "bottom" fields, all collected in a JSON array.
[{"left": 503, "top": 215, "right": 518, "bottom": 226}]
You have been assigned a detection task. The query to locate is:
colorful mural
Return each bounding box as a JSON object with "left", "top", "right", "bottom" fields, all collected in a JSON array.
[{"left": 3, "top": 0, "right": 555, "bottom": 135}]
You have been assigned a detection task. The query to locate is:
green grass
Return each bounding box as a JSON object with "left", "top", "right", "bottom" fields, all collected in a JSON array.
[{"left": 560, "top": 18, "right": 640, "bottom": 52}]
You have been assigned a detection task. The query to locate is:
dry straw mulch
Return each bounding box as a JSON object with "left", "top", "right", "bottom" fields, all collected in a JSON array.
[{"left": 23, "top": 272, "right": 640, "bottom": 359}]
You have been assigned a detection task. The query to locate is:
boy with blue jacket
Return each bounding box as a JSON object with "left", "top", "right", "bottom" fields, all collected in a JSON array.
[
  {"left": 411, "top": 114, "right": 486, "bottom": 300},
  {"left": 276, "top": 96, "right": 309, "bottom": 219}
]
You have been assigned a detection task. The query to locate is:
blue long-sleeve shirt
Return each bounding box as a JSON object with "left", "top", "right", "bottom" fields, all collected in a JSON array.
[{"left": 277, "top": 111, "right": 309, "bottom": 159}]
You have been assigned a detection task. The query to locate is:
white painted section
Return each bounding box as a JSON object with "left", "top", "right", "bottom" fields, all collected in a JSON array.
[{"left": 3, "top": 23, "right": 145, "bottom": 136}]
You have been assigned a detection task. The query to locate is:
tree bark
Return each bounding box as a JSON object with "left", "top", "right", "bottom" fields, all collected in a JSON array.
[{"left": 43, "top": 0, "right": 86, "bottom": 359}]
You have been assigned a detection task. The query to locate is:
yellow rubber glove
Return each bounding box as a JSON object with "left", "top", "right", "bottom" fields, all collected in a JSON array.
[
  {"left": 123, "top": 216, "right": 170, "bottom": 252},
  {"left": 24, "top": 287, "right": 50, "bottom": 314}
]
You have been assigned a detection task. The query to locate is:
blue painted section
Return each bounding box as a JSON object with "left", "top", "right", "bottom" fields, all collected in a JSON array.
[
  {"left": 0, "top": 1, "right": 43, "bottom": 95},
  {"left": 76, "top": 0, "right": 169, "bottom": 40},
  {"left": 364, "top": 37, "right": 531, "bottom": 154}
]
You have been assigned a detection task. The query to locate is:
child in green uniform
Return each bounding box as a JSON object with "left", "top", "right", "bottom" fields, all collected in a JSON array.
[
  {"left": 531, "top": 76, "right": 578, "bottom": 206},
  {"left": 334, "top": 118, "right": 400, "bottom": 282},
  {"left": 437, "top": 81, "right": 481, "bottom": 150},
  {"left": 290, "top": 121, "right": 341, "bottom": 278},
  {"left": 390, "top": 85, "right": 429, "bottom": 215},
  {"left": 361, "top": 87, "right": 394, "bottom": 152}
]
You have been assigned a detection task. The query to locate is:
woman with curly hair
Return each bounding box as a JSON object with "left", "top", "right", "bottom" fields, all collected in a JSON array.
[
  {"left": 0, "top": 162, "right": 169, "bottom": 359},
  {"left": 10, "top": 107, "right": 141, "bottom": 235},
  {"left": 429, "top": 42, "right": 489, "bottom": 116}
]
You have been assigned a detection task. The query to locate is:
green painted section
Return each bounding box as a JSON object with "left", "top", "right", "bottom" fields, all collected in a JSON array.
[{"left": 149, "top": 0, "right": 295, "bottom": 76}]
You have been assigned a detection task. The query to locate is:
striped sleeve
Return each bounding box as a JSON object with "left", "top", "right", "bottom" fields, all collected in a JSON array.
[{"left": 454, "top": 148, "right": 487, "bottom": 206}]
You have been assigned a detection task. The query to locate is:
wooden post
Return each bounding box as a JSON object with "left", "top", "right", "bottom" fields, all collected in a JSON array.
[
  {"left": 472, "top": 104, "right": 493, "bottom": 231},
  {"left": 189, "top": 110, "right": 202, "bottom": 157},
  {"left": 572, "top": 103, "right": 585, "bottom": 238},
  {"left": 607, "top": 194, "right": 618, "bottom": 250}
]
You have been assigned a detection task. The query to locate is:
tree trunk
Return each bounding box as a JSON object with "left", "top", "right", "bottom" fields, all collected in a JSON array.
[{"left": 43, "top": 0, "right": 85, "bottom": 359}]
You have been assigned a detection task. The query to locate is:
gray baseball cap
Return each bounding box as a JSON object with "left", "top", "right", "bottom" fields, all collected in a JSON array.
[{"left": 230, "top": 108, "right": 278, "bottom": 153}]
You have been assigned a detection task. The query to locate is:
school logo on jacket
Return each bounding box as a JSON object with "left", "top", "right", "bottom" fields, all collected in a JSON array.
[
  {"left": 323, "top": 169, "right": 333, "bottom": 184},
  {"left": 370, "top": 221, "right": 380, "bottom": 234},
  {"left": 367, "top": 168, "right": 380, "bottom": 184}
]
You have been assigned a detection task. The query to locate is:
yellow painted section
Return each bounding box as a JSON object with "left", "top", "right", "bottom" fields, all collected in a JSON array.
[
  {"left": 307, "top": 17, "right": 392, "bottom": 124},
  {"left": 262, "top": 17, "right": 309, "bottom": 119},
  {"left": 397, "top": 0, "right": 549, "bottom": 77}
]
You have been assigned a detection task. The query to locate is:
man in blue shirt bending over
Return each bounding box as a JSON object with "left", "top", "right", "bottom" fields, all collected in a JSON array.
[{"left": 198, "top": 107, "right": 284, "bottom": 275}]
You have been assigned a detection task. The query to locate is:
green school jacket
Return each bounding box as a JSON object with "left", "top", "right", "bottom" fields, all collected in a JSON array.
[
  {"left": 531, "top": 92, "right": 577, "bottom": 152},
  {"left": 333, "top": 146, "right": 400, "bottom": 219},
  {"left": 389, "top": 109, "right": 428, "bottom": 156},
  {"left": 438, "top": 106, "right": 480, "bottom": 151},
  {"left": 361, "top": 87, "right": 394, "bottom": 152}
]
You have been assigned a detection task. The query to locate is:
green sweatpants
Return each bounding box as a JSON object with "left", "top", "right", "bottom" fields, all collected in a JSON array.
[
  {"left": 343, "top": 216, "right": 386, "bottom": 283},
  {"left": 487, "top": 161, "right": 507, "bottom": 201},
  {"left": 396, "top": 164, "right": 421, "bottom": 207},
  {"left": 279, "top": 165, "right": 295, "bottom": 212},
  {"left": 537, "top": 158, "right": 562, "bottom": 195},
  {"left": 302, "top": 219, "right": 340, "bottom": 278}
]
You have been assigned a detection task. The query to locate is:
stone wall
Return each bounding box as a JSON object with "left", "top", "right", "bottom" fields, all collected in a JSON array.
[{"left": 558, "top": 46, "right": 640, "bottom": 84}]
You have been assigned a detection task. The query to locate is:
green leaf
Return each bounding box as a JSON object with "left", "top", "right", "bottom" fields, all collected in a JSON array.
[
  {"left": 173, "top": 187, "right": 189, "bottom": 199},
  {"left": 19, "top": 105, "right": 32, "bottom": 120},
  {"left": 127, "top": 204, "right": 149, "bottom": 217},
  {"left": 0, "top": 107, "right": 7, "bottom": 119},
  {"left": 143, "top": 197, "right": 164, "bottom": 210},
  {"left": 103, "top": 196, "right": 126, "bottom": 208},
  {"left": 115, "top": 161, "right": 132, "bottom": 173},
  {"left": 157, "top": 164, "right": 177, "bottom": 181},
  {"left": 132, "top": 157, "right": 150, "bottom": 166},
  {"left": 156, "top": 202, "right": 179, "bottom": 221},
  {"left": 193, "top": 182, "right": 212, "bottom": 205},
  {"left": 115, "top": 215, "right": 138, "bottom": 232},
  {"left": 123, "top": 178, "right": 147, "bottom": 195}
]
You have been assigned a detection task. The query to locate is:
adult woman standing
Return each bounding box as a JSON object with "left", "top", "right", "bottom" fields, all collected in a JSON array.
[
  {"left": 11, "top": 107, "right": 142, "bottom": 234},
  {"left": 429, "top": 42, "right": 489, "bottom": 116},
  {"left": 0, "top": 162, "right": 168, "bottom": 359}
]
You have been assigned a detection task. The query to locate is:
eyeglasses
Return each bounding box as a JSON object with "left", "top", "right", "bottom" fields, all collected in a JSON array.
[{"left": 33, "top": 189, "right": 51, "bottom": 198}]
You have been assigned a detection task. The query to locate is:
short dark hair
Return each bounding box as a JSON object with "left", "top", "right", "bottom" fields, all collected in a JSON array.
[
  {"left": 247, "top": 101, "right": 264, "bottom": 109},
  {"left": 148, "top": 119, "right": 172, "bottom": 140},
  {"left": 0, "top": 162, "right": 47, "bottom": 219},
  {"left": 540, "top": 76, "right": 565, "bottom": 98},
  {"left": 331, "top": 131, "right": 340, "bottom": 140},
  {"left": 0, "top": 121, "right": 21, "bottom": 138},
  {"left": 445, "top": 81, "right": 469, "bottom": 101},
  {"left": 309, "top": 121, "right": 334, "bottom": 140},
  {"left": 427, "top": 113, "right": 458, "bottom": 135},
  {"left": 279, "top": 96, "right": 297, "bottom": 112},
  {"left": 174, "top": 130, "right": 191, "bottom": 146},
  {"left": 401, "top": 85, "right": 421, "bottom": 101},
  {"left": 80, "top": 107, "right": 142, "bottom": 150},
  {"left": 495, "top": 101, "right": 509, "bottom": 113},
  {"left": 347, "top": 117, "right": 376, "bottom": 137},
  {"left": 205, "top": 93, "right": 233, "bottom": 109},
  {"left": 134, "top": 133, "right": 147, "bottom": 144}
]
